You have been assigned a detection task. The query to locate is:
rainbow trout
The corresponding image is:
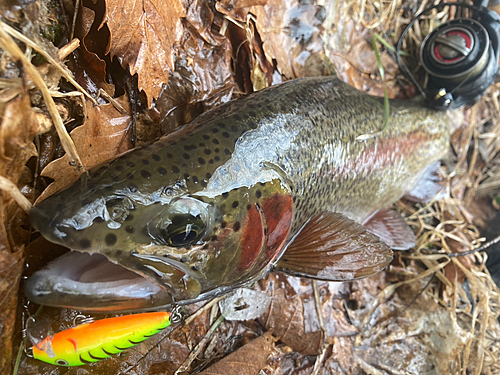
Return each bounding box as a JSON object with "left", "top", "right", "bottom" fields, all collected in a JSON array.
[{"left": 27, "top": 77, "right": 454, "bottom": 312}]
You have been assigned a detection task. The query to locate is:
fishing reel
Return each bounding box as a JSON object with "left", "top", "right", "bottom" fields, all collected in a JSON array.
[{"left": 397, "top": 0, "right": 500, "bottom": 109}]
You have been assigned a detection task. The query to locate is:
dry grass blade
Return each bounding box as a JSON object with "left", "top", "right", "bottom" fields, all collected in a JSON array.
[
  {"left": 1, "top": 23, "right": 96, "bottom": 105},
  {"left": 0, "top": 175, "right": 32, "bottom": 212},
  {"left": 0, "top": 21, "right": 84, "bottom": 172}
]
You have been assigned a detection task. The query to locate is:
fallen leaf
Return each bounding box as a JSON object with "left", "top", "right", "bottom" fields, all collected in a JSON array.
[
  {"left": 199, "top": 331, "right": 277, "bottom": 375},
  {"left": 102, "top": 0, "right": 187, "bottom": 107},
  {"left": 38, "top": 95, "right": 132, "bottom": 201},
  {"left": 0, "top": 95, "right": 44, "bottom": 375},
  {"left": 72, "top": 3, "right": 115, "bottom": 98}
]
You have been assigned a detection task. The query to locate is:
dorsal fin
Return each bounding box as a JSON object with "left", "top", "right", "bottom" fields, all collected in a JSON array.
[{"left": 273, "top": 212, "right": 393, "bottom": 281}]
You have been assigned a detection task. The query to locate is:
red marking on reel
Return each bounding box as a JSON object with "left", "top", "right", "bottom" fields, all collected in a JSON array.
[{"left": 433, "top": 30, "right": 472, "bottom": 64}]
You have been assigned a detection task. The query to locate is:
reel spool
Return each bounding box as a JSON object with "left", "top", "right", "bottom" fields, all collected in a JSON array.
[{"left": 397, "top": 1, "right": 500, "bottom": 109}]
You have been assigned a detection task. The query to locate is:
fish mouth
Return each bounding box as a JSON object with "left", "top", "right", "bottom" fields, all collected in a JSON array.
[{"left": 25, "top": 251, "right": 175, "bottom": 313}]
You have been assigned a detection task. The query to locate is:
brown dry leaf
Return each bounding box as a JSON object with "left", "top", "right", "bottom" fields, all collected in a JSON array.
[
  {"left": 199, "top": 331, "right": 277, "bottom": 375},
  {"left": 73, "top": 3, "right": 115, "bottom": 98},
  {"left": 0, "top": 95, "right": 45, "bottom": 374},
  {"left": 38, "top": 95, "right": 132, "bottom": 202},
  {"left": 103, "top": 0, "right": 187, "bottom": 107},
  {"left": 258, "top": 274, "right": 357, "bottom": 356}
]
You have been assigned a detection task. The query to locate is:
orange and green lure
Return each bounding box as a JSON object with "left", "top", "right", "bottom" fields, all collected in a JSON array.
[{"left": 32, "top": 312, "right": 171, "bottom": 366}]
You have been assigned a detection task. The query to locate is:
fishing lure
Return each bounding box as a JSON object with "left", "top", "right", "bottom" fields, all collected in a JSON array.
[{"left": 31, "top": 312, "right": 171, "bottom": 366}]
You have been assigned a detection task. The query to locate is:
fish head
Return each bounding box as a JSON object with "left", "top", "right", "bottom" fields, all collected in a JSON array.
[{"left": 28, "top": 132, "right": 294, "bottom": 312}]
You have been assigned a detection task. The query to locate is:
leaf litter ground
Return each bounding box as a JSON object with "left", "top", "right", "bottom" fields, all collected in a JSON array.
[{"left": 0, "top": 0, "right": 500, "bottom": 374}]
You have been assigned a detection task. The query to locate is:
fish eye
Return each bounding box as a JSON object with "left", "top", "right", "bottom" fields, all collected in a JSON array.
[
  {"left": 148, "top": 197, "right": 211, "bottom": 247},
  {"left": 161, "top": 214, "right": 206, "bottom": 247},
  {"left": 55, "top": 358, "right": 69, "bottom": 366}
]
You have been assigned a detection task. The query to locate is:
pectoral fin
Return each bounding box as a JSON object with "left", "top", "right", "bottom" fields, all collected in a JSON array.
[
  {"left": 404, "top": 161, "right": 445, "bottom": 202},
  {"left": 273, "top": 212, "right": 393, "bottom": 281},
  {"left": 363, "top": 209, "right": 415, "bottom": 250}
]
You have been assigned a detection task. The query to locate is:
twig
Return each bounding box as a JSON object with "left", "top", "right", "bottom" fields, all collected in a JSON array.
[
  {"left": 58, "top": 38, "right": 80, "bottom": 60},
  {"left": 0, "top": 21, "right": 84, "bottom": 171},
  {"left": 174, "top": 313, "right": 226, "bottom": 374},
  {"left": 0, "top": 175, "right": 32, "bottom": 212}
]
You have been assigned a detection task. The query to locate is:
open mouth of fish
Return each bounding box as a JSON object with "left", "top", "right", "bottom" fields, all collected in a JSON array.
[{"left": 25, "top": 250, "right": 179, "bottom": 313}]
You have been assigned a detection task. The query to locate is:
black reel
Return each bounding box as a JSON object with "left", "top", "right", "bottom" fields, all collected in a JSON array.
[{"left": 397, "top": 0, "right": 500, "bottom": 110}]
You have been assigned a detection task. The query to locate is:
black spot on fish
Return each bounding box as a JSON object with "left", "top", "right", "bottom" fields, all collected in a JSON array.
[
  {"left": 232, "top": 201, "right": 239, "bottom": 208},
  {"left": 209, "top": 159, "right": 214, "bottom": 164},
  {"left": 215, "top": 148, "right": 220, "bottom": 153},
  {"left": 234, "top": 222, "right": 241, "bottom": 232},
  {"left": 206, "top": 172, "right": 211, "bottom": 179},
  {"left": 222, "top": 132, "right": 230, "bottom": 138},
  {"left": 215, "top": 156, "right": 220, "bottom": 161},
  {"left": 184, "top": 173, "right": 190, "bottom": 180},
  {"left": 199, "top": 142, "right": 205, "bottom": 147},
  {"left": 212, "top": 138, "right": 219, "bottom": 145},
  {"left": 88, "top": 351, "right": 107, "bottom": 360},
  {"left": 167, "top": 153, "right": 173, "bottom": 158},
  {"left": 158, "top": 167, "right": 167, "bottom": 175},
  {"left": 126, "top": 161, "right": 135, "bottom": 167},
  {"left": 125, "top": 226, "right": 134, "bottom": 233},
  {"left": 211, "top": 235, "right": 218, "bottom": 241},
  {"left": 192, "top": 176, "right": 199, "bottom": 183},
  {"left": 247, "top": 204, "right": 251, "bottom": 210},
  {"left": 125, "top": 214, "right": 134, "bottom": 221},
  {"left": 141, "top": 170, "right": 151, "bottom": 179},
  {"left": 115, "top": 165, "right": 124, "bottom": 171},
  {"left": 211, "top": 128, "right": 219, "bottom": 133},
  {"left": 249, "top": 111, "right": 257, "bottom": 117},
  {"left": 224, "top": 149, "right": 231, "bottom": 155},
  {"left": 183, "top": 153, "right": 190, "bottom": 160},
  {"left": 127, "top": 173, "right": 134, "bottom": 180},
  {"left": 204, "top": 149, "right": 211, "bottom": 155},
  {"left": 217, "top": 122, "right": 226, "bottom": 128},
  {"left": 172, "top": 166, "right": 180, "bottom": 173},
  {"left": 233, "top": 114, "right": 242, "bottom": 121},
  {"left": 221, "top": 221, "right": 227, "bottom": 228},
  {"left": 231, "top": 125, "right": 238, "bottom": 132},
  {"left": 256, "top": 190, "right": 262, "bottom": 198},
  {"left": 152, "top": 154, "right": 161, "bottom": 161},
  {"left": 111, "top": 175, "right": 119, "bottom": 181},
  {"left": 266, "top": 105, "right": 273, "bottom": 111},
  {"left": 201, "top": 180, "right": 207, "bottom": 187},
  {"left": 248, "top": 121, "right": 257, "bottom": 129},
  {"left": 142, "top": 159, "right": 149, "bottom": 165},
  {"left": 203, "top": 134, "right": 210, "bottom": 140},
  {"left": 198, "top": 157, "right": 206, "bottom": 165},
  {"left": 79, "top": 354, "right": 92, "bottom": 364},
  {"left": 222, "top": 192, "right": 229, "bottom": 199},
  {"left": 115, "top": 250, "right": 123, "bottom": 256},
  {"left": 105, "top": 233, "right": 117, "bottom": 246},
  {"left": 79, "top": 239, "right": 91, "bottom": 249}
]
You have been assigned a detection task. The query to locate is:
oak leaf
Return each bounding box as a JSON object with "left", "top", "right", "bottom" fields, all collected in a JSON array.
[{"left": 102, "top": 0, "right": 187, "bottom": 107}]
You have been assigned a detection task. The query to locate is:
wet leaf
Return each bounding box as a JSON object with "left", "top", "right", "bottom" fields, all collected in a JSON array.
[
  {"left": 103, "top": 0, "right": 187, "bottom": 107},
  {"left": 199, "top": 331, "right": 277, "bottom": 375},
  {"left": 37, "top": 95, "right": 132, "bottom": 201}
]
